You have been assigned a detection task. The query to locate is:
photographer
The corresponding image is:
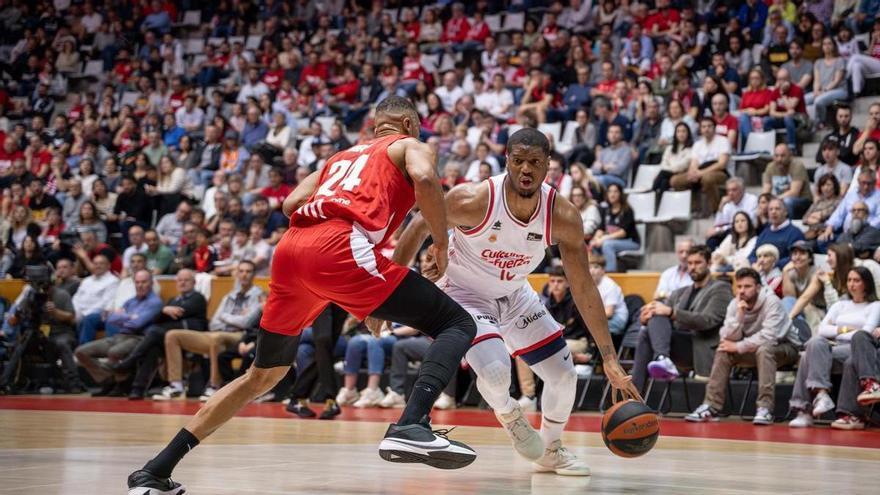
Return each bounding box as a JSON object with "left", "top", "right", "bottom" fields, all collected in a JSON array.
[{"left": 1, "top": 265, "right": 82, "bottom": 393}]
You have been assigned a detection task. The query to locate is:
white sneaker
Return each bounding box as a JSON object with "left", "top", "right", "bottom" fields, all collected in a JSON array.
[
  {"left": 496, "top": 404, "right": 544, "bottom": 461},
  {"left": 812, "top": 391, "right": 835, "bottom": 416},
  {"left": 353, "top": 387, "right": 385, "bottom": 408},
  {"left": 199, "top": 386, "right": 217, "bottom": 402},
  {"left": 151, "top": 385, "right": 183, "bottom": 401},
  {"left": 647, "top": 355, "right": 679, "bottom": 381},
  {"left": 532, "top": 440, "right": 591, "bottom": 476},
  {"left": 789, "top": 411, "right": 813, "bottom": 428},
  {"left": 433, "top": 392, "right": 456, "bottom": 410},
  {"left": 752, "top": 407, "right": 773, "bottom": 425},
  {"left": 518, "top": 395, "right": 537, "bottom": 412},
  {"left": 336, "top": 387, "right": 359, "bottom": 406},
  {"left": 574, "top": 364, "right": 593, "bottom": 378},
  {"left": 379, "top": 388, "right": 406, "bottom": 408}
]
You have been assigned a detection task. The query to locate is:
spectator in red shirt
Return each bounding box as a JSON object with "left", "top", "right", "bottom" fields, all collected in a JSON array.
[
  {"left": 261, "top": 58, "right": 285, "bottom": 92},
  {"left": 590, "top": 61, "right": 619, "bottom": 100},
  {"left": 24, "top": 136, "right": 52, "bottom": 178},
  {"left": 441, "top": 3, "right": 471, "bottom": 45},
  {"left": 516, "top": 68, "right": 559, "bottom": 125},
  {"left": 111, "top": 49, "right": 134, "bottom": 86},
  {"left": 299, "top": 52, "right": 329, "bottom": 91},
  {"left": 764, "top": 68, "right": 807, "bottom": 152},
  {"left": 466, "top": 11, "right": 491, "bottom": 45},
  {"left": 399, "top": 42, "right": 430, "bottom": 93},
  {"left": 711, "top": 93, "right": 739, "bottom": 150},
  {"left": 329, "top": 67, "right": 361, "bottom": 105},
  {"left": 645, "top": 0, "right": 681, "bottom": 38},
  {"left": 260, "top": 168, "right": 292, "bottom": 210},
  {"left": 0, "top": 136, "right": 24, "bottom": 180},
  {"left": 738, "top": 68, "right": 773, "bottom": 151},
  {"left": 854, "top": 103, "right": 880, "bottom": 157},
  {"left": 401, "top": 7, "right": 421, "bottom": 41}
]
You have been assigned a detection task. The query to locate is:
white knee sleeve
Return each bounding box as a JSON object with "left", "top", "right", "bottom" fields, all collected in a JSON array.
[
  {"left": 466, "top": 339, "right": 515, "bottom": 413},
  {"left": 531, "top": 348, "right": 578, "bottom": 423}
]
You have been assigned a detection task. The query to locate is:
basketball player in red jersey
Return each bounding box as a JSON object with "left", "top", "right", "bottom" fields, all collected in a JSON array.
[{"left": 128, "top": 97, "right": 478, "bottom": 495}]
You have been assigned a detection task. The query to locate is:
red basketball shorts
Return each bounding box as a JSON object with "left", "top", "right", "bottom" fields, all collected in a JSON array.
[{"left": 259, "top": 219, "right": 410, "bottom": 336}]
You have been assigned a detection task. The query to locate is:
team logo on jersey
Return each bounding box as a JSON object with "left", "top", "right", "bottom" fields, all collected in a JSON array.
[
  {"left": 515, "top": 309, "right": 547, "bottom": 329},
  {"left": 491, "top": 221, "right": 502, "bottom": 230},
  {"left": 480, "top": 249, "right": 533, "bottom": 269},
  {"left": 488, "top": 234, "right": 497, "bottom": 243},
  {"left": 474, "top": 314, "right": 499, "bottom": 325},
  {"left": 526, "top": 232, "right": 543, "bottom": 242}
]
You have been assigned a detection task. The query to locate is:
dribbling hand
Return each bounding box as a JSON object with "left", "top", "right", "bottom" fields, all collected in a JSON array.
[{"left": 604, "top": 360, "right": 643, "bottom": 404}]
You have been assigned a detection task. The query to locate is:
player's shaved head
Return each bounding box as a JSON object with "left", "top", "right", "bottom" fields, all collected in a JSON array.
[
  {"left": 374, "top": 96, "right": 420, "bottom": 138},
  {"left": 507, "top": 128, "right": 551, "bottom": 155}
]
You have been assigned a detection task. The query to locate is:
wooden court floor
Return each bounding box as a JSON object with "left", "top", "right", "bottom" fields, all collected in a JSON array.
[{"left": 1, "top": 398, "right": 879, "bottom": 495}]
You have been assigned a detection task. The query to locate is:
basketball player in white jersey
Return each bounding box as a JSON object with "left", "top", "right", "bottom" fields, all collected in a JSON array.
[{"left": 377, "top": 128, "right": 642, "bottom": 475}]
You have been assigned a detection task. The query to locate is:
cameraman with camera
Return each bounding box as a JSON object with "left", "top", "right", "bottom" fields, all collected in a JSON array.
[{"left": 1, "top": 265, "right": 82, "bottom": 393}]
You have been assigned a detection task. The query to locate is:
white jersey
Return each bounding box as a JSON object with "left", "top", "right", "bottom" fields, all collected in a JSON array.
[{"left": 443, "top": 174, "right": 557, "bottom": 300}]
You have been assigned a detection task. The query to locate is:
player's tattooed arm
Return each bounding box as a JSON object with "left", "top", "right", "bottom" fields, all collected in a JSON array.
[
  {"left": 282, "top": 170, "right": 322, "bottom": 218},
  {"left": 553, "top": 194, "right": 642, "bottom": 402}
]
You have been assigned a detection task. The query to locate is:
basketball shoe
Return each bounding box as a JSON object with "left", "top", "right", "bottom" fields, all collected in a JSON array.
[
  {"left": 127, "top": 469, "right": 185, "bottom": 495},
  {"left": 496, "top": 404, "right": 544, "bottom": 460},
  {"left": 378, "top": 420, "right": 476, "bottom": 469},
  {"left": 532, "top": 440, "right": 591, "bottom": 476}
]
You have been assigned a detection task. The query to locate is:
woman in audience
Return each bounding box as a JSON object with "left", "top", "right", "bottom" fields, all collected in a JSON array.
[
  {"left": 174, "top": 135, "right": 200, "bottom": 171},
  {"left": 808, "top": 36, "right": 847, "bottom": 129},
  {"left": 420, "top": 93, "right": 448, "bottom": 134},
  {"left": 803, "top": 20, "right": 825, "bottom": 61},
  {"left": 753, "top": 243, "right": 783, "bottom": 296},
  {"left": 695, "top": 75, "right": 729, "bottom": 118},
  {"left": 788, "top": 243, "right": 880, "bottom": 323},
  {"left": 802, "top": 174, "right": 842, "bottom": 240},
  {"left": 737, "top": 68, "right": 772, "bottom": 148},
  {"left": 711, "top": 211, "right": 757, "bottom": 272},
  {"left": 654, "top": 122, "right": 694, "bottom": 192},
  {"left": 781, "top": 242, "right": 824, "bottom": 328},
  {"left": 102, "top": 157, "right": 122, "bottom": 192},
  {"left": 265, "top": 112, "right": 293, "bottom": 151},
  {"left": 590, "top": 183, "right": 640, "bottom": 273},
  {"left": 724, "top": 34, "right": 752, "bottom": 80},
  {"left": 6, "top": 234, "right": 48, "bottom": 279},
  {"left": 75, "top": 158, "right": 99, "bottom": 197},
  {"left": 789, "top": 267, "right": 880, "bottom": 429},
  {"left": 756, "top": 192, "right": 772, "bottom": 233},
  {"left": 568, "top": 162, "right": 602, "bottom": 200},
  {"left": 6, "top": 205, "right": 41, "bottom": 252},
  {"left": 570, "top": 186, "right": 601, "bottom": 242},
  {"left": 658, "top": 99, "right": 696, "bottom": 147},
  {"left": 90, "top": 179, "right": 117, "bottom": 223},
  {"left": 67, "top": 200, "right": 107, "bottom": 243},
  {"left": 148, "top": 156, "right": 191, "bottom": 217},
  {"left": 335, "top": 328, "right": 400, "bottom": 409},
  {"left": 847, "top": 21, "right": 880, "bottom": 98}
]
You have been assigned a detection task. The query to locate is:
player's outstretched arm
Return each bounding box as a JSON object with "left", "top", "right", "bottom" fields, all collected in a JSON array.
[
  {"left": 392, "top": 181, "right": 491, "bottom": 268},
  {"left": 553, "top": 196, "right": 642, "bottom": 403},
  {"left": 281, "top": 170, "right": 322, "bottom": 218},
  {"left": 402, "top": 140, "right": 450, "bottom": 273}
]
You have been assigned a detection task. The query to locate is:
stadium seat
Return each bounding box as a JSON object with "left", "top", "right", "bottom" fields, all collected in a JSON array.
[
  {"left": 316, "top": 116, "right": 336, "bottom": 135},
  {"left": 485, "top": 14, "right": 502, "bottom": 32},
  {"left": 179, "top": 10, "right": 201, "bottom": 27},
  {"left": 501, "top": 12, "right": 525, "bottom": 32},
  {"left": 734, "top": 131, "right": 776, "bottom": 163},
  {"left": 537, "top": 122, "right": 562, "bottom": 147},
  {"left": 625, "top": 165, "right": 661, "bottom": 194},
  {"left": 556, "top": 120, "right": 578, "bottom": 155},
  {"left": 245, "top": 35, "right": 262, "bottom": 51},
  {"left": 627, "top": 191, "right": 656, "bottom": 223},
  {"left": 184, "top": 39, "right": 205, "bottom": 55},
  {"left": 645, "top": 190, "right": 692, "bottom": 222},
  {"left": 618, "top": 223, "right": 646, "bottom": 258},
  {"left": 82, "top": 60, "right": 103, "bottom": 78}
]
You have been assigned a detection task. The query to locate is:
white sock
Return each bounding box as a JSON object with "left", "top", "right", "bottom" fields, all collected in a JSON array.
[
  {"left": 170, "top": 381, "right": 184, "bottom": 391},
  {"left": 540, "top": 416, "right": 566, "bottom": 449}
]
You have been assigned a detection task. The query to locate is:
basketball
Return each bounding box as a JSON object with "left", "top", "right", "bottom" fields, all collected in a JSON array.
[{"left": 601, "top": 400, "right": 660, "bottom": 458}]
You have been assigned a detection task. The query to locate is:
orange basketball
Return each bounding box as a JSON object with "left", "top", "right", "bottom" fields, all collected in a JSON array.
[{"left": 601, "top": 399, "right": 660, "bottom": 458}]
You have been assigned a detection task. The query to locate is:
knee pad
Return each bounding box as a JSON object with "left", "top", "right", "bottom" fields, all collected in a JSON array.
[{"left": 478, "top": 359, "right": 511, "bottom": 392}]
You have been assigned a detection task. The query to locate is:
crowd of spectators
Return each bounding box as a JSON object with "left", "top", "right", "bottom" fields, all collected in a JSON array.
[{"left": 0, "top": 0, "right": 878, "bottom": 429}]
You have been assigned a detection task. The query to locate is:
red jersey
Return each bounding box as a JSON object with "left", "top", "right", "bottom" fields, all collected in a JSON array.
[
  {"left": 769, "top": 84, "right": 806, "bottom": 114},
  {"left": 740, "top": 88, "right": 773, "bottom": 110},
  {"left": 714, "top": 114, "right": 739, "bottom": 138},
  {"left": 292, "top": 134, "right": 415, "bottom": 248}
]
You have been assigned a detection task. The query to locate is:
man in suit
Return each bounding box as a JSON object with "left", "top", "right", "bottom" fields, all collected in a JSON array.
[
  {"left": 632, "top": 245, "right": 733, "bottom": 391},
  {"left": 112, "top": 269, "right": 208, "bottom": 399}
]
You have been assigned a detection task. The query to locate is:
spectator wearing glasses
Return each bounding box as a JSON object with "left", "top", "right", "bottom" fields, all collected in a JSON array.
[{"left": 819, "top": 168, "right": 880, "bottom": 245}]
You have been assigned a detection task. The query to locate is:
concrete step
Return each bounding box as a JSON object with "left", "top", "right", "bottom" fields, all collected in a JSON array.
[
  {"left": 852, "top": 97, "right": 877, "bottom": 114},
  {"left": 803, "top": 141, "right": 820, "bottom": 158},
  {"left": 686, "top": 218, "right": 715, "bottom": 238},
  {"left": 643, "top": 251, "right": 679, "bottom": 272}
]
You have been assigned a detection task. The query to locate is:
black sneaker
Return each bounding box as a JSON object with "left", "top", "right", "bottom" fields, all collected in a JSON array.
[
  {"left": 128, "top": 388, "right": 145, "bottom": 401},
  {"left": 107, "top": 383, "right": 128, "bottom": 397},
  {"left": 319, "top": 399, "right": 341, "bottom": 420},
  {"left": 378, "top": 421, "right": 476, "bottom": 469},
  {"left": 286, "top": 399, "right": 316, "bottom": 418},
  {"left": 127, "top": 469, "right": 185, "bottom": 495},
  {"left": 91, "top": 381, "right": 115, "bottom": 397}
]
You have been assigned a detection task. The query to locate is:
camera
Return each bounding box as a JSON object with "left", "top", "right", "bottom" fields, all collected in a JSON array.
[{"left": 17, "top": 266, "right": 52, "bottom": 327}]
